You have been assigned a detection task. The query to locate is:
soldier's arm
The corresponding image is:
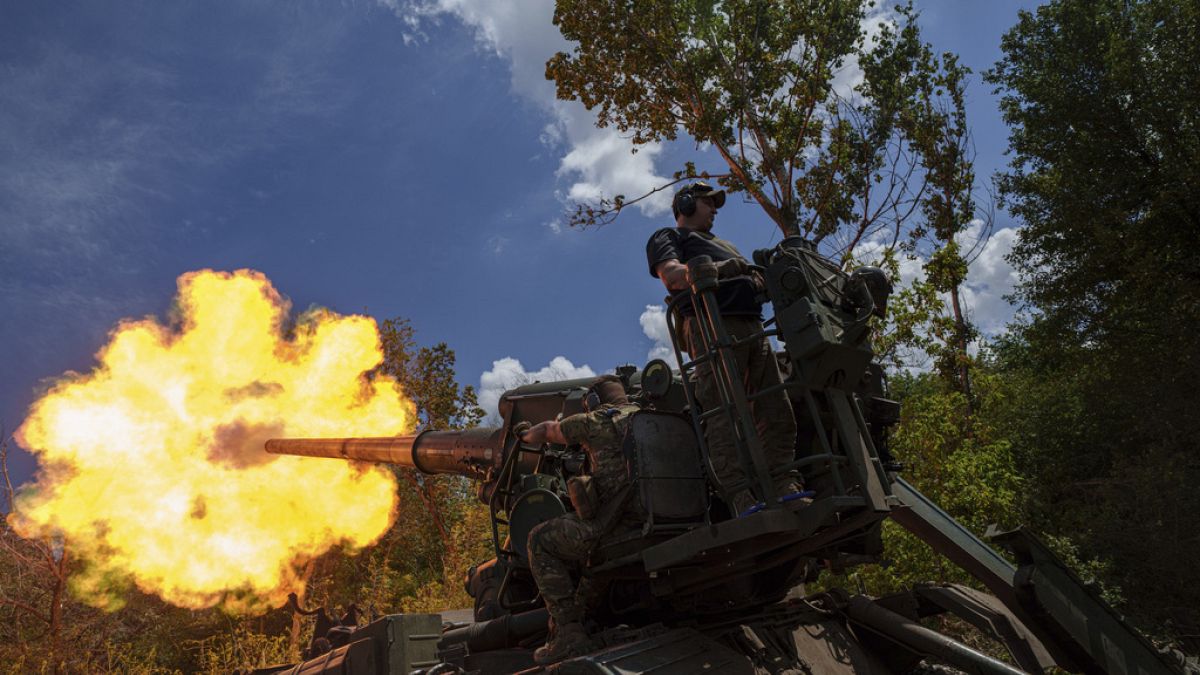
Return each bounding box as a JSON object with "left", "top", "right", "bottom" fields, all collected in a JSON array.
[
  {"left": 657, "top": 257, "right": 750, "bottom": 292},
  {"left": 518, "top": 420, "right": 568, "bottom": 446},
  {"left": 655, "top": 259, "right": 689, "bottom": 292}
]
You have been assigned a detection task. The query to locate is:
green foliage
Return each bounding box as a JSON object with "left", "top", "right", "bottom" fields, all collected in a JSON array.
[
  {"left": 985, "top": 0, "right": 1200, "bottom": 643},
  {"left": 376, "top": 317, "right": 485, "bottom": 430},
  {"left": 381, "top": 494, "right": 494, "bottom": 615},
  {"left": 549, "top": 0, "right": 973, "bottom": 245},
  {"left": 860, "top": 244, "right": 975, "bottom": 396},
  {"left": 983, "top": 332, "right": 1200, "bottom": 643},
  {"left": 335, "top": 474, "right": 492, "bottom": 616},
  {"left": 987, "top": 0, "right": 1200, "bottom": 342},
  {"left": 185, "top": 622, "right": 292, "bottom": 674},
  {"left": 865, "top": 248, "right": 940, "bottom": 368},
  {"left": 550, "top": 0, "right": 991, "bottom": 384},
  {"left": 0, "top": 556, "right": 297, "bottom": 675},
  {"left": 903, "top": 49, "right": 981, "bottom": 399},
  {"left": 832, "top": 372, "right": 1023, "bottom": 597},
  {"left": 1036, "top": 532, "right": 1124, "bottom": 610}
]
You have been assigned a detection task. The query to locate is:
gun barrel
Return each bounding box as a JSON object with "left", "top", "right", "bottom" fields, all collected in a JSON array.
[{"left": 265, "top": 428, "right": 504, "bottom": 478}]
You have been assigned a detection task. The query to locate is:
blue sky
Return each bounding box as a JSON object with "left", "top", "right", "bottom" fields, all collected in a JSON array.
[{"left": 1, "top": 0, "right": 1041, "bottom": 486}]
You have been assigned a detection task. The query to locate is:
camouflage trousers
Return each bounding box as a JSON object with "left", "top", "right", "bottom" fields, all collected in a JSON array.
[
  {"left": 527, "top": 513, "right": 610, "bottom": 626},
  {"left": 683, "top": 315, "right": 798, "bottom": 500}
]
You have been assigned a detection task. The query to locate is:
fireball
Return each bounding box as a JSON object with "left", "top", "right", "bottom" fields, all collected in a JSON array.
[{"left": 11, "top": 269, "right": 415, "bottom": 613}]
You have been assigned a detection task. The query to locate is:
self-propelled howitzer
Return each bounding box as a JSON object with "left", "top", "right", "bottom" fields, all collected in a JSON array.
[{"left": 256, "top": 234, "right": 1192, "bottom": 675}]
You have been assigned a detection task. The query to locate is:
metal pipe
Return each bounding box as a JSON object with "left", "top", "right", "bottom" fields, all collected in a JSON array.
[
  {"left": 438, "top": 608, "right": 549, "bottom": 652},
  {"left": 265, "top": 428, "right": 503, "bottom": 477},
  {"left": 844, "top": 595, "right": 1029, "bottom": 675}
]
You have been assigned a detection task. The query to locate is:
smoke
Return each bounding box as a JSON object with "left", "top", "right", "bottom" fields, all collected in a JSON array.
[{"left": 207, "top": 420, "right": 286, "bottom": 469}]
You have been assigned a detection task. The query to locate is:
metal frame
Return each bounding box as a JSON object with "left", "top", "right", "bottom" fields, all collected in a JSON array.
[
  {"left": 663, "top": 255, "right": 890, "bottom": 516},
  {"left": 486, "top": 409, "right": 549, "bottom": 613}
]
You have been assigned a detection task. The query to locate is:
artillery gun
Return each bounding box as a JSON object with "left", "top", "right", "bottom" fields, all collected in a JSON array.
[{"left": 258, "top": 237, "right": 1193, "bottom": 675}]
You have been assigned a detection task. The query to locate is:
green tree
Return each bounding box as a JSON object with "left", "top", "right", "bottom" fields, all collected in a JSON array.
[
  {"left": 376, "top": 317, "right": 485, "bottom": 431},
  {"left": 985, "top": 0, "right": 1200, "bottom": 642},
  {"left": 987, "top": 0, "right": 1200, "bottom": 342},
  {"left": 372, "top": 317, "right": 487, "bottom": 583},
  {"left": 356, "top": 318, "right": 490, "bottom": 612},
  {"left": 860, "top": 371, "right": 1022, "bottom": 594},
  {"left": 548, "top": 0, "right": 972, "bottom": 243},
  {"left": 905, "top": 54, "right": 982, "bottom": 403},
  {"left": 549, "top": 0, "right": 989, "bottom": 382},
  {"left": 810, "top": 368, "right": 1023, "bottom": 656}
]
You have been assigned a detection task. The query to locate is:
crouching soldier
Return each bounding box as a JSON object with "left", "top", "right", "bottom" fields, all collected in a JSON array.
[{"left": 517, "top": 375, "right": 644, "bottom": 665}]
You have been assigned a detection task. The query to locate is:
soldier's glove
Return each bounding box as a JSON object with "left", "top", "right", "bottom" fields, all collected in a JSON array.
[
  {"left": 512, "top": 421, "right": 532, "bottom": 440},
  {"left": 751, "top": 269, "right": 766, "bottom": 293},
  {"left": 715, "top": 258, "right": 750, "bottom": 279}
]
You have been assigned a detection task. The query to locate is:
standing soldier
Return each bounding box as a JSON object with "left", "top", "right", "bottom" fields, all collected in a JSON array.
[
  {"left": 646, "top": 181, "right": 800, "bottom": 515},
  {"left": 517, "top": 375, "right": 642, "bottom": 665}
]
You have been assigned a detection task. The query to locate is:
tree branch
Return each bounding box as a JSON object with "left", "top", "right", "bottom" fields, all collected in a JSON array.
[
  {"left": 2, "top": 425, "right": 16, "bottom": 515},
  {"left": 0, "top": 597, "right": 50, "bottom": 625},
  {"left": 568, "top": 175, "right": 726, "bottom": 228}
]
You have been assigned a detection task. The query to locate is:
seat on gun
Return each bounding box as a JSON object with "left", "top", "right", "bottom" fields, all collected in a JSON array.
[
  {"left": 587, "top": 411, "right": 708, "bottom": 570},
  {"left": 627, "top": 410, "right": 708, "bottom": 528}
]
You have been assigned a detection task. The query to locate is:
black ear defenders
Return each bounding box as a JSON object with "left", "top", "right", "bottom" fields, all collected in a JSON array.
[
  {"left": 674, "top": 189, "right": 697, "bottom": 217},
  {"left": 583, "top": 389, "right": 602, "bottom": 412}
]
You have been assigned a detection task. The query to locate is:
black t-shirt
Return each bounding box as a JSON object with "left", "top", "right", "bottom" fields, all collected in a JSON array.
[{"left": 645, "top": 227, "right": 762, "bottom": 318}]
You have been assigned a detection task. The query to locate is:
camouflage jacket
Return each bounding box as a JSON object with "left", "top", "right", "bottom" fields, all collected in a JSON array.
[{"left": 558, "top": 403, "right": 639, "bottom": 510}]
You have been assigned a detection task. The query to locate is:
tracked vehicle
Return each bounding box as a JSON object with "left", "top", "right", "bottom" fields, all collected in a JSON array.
[{"left": 259, "top": 237, "right": 1194, "bottom": 675}]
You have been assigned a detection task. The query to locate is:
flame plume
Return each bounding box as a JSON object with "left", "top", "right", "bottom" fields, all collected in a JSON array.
[{"left": 10, "top": 270, "right": 415, "bottom": 613}]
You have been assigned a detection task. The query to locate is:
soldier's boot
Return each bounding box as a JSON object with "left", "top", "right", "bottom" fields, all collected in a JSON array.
[
  {"left": 731, "top": 490, "right": 759, "bottom": 517},
  {"left": 533, "top": 621, "right": 593, "bottom": 665},
  {"left": 776, "top": 479, "right": 813, "bottom": 508}
]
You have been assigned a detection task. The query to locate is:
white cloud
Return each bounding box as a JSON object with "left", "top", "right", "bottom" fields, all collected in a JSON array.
[
  {"left": 849, "top": 220, "right": 1021, "bottom": 340},
  {"left": 386, "top": 0, "right": 671, "bottom": 217},
  {"left": 477, "top": 356, "right": 596, "bottom": 419},
  {"left": 829, "top": 4, "right": 899, "bottom": 102},
  {"left": 638, "top": 305, "right": 675, "bottom": 363},
  {"left": 960, "top": 225, "right": 1020, "bottom": 335},
  {"left": 382, "top": 1, "right": 909, "bottom": 222},
  {"left": 850, "top": 237, "right": 928, "bottom": 290},
  {"left": 555, "top": 117, "right": 671, "bottom": 214}
]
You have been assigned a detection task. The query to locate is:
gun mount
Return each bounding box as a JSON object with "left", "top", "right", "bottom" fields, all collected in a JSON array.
[{"left": 257, "top": 235, "right": 1193, "bottom": 675}]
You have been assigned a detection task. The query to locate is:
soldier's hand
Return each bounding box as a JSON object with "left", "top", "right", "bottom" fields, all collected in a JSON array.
[
  {"left": 715, "top": 258, "right": 750, "bottom": 279},
  {"left": 512, "top": 421, "right": 532, "bottom": 440},
  {"left": 751, "top": 270, "right": 766, "bottom": 292}
]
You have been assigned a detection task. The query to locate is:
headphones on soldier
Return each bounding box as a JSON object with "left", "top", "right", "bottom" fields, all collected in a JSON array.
[
  {"left": 674, "top": 183, "right": 724, "bottom": 218},
  {"left": 583, "top": 388, "right": 602, "bottom": 413},
  {"left": 674, "top": 188, "right": 699, "bottom": 218}
]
